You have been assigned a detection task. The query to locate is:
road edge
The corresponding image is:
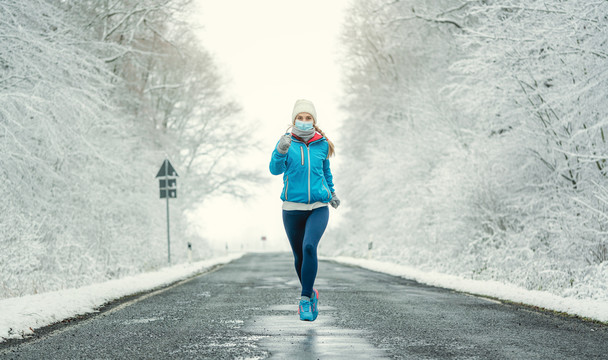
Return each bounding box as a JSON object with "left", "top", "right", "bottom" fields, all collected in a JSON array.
[
  {"left": 0, "top": 253, "right": 245, "bottom": 349},
  {"left": 322, "top": 256, "right": 608, "bottom": 326}
]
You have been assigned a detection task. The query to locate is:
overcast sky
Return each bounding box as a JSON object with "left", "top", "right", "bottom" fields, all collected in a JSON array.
[{"left": 189, "top": 0, "right": 350, "bottom": 252}]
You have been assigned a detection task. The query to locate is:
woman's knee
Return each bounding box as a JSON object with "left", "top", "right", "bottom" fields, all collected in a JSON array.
[{"left": 303, "top": 242, "right": 317, "bottom": 257}]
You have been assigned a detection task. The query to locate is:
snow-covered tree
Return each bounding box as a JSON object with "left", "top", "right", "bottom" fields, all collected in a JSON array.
[
  {"left": 0, "top": 0, "right": 156, "bottom": 297},
  {"left": 0, "top": 0, "right": 258, "bottom": 299},
  {"left": 327, "top": 0, "right": 608, "bottom": 300},
  {"left": 446, "top": 0, "right": 608, "bottom": 293},
  {"left": 59, "top": 0, "right": 262, "bottom": 205}
]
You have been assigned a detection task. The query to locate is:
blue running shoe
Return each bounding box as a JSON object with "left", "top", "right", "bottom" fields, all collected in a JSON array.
[
  {"left": 311, "top": 289, "right": 319, "bottom": 321},
  {"left": 299, "top": 299, "right": 314, "bottom": 321}
]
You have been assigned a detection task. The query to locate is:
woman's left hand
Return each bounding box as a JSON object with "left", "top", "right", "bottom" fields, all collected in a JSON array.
[{"left": 330, "top": 192, "right": 340, "bottom": 209}]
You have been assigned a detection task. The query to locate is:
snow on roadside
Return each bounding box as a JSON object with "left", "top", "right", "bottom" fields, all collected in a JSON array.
[
  {"left": 0, "top": 253, "right": 244, "bottom": 342},
  {"left": 326, "top": 256, "right": 608, "bottom": 323}
]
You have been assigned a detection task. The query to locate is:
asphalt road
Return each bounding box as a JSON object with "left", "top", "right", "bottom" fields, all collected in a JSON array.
[{"left": 1, "top": 253, "right": 607, "bottom": 359}]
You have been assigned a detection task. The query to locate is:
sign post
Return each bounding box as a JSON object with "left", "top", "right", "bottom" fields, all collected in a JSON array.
[{"left": 156, "top": 159, "right": 179, "bottom": 265}]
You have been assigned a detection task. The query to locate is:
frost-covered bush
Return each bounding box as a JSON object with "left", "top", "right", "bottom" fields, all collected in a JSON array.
[{"left": 326, "top": 0, "right": 608, "bottom": 301}]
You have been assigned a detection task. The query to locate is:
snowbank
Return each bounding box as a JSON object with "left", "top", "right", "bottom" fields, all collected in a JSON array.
[
  {"left": 326, "top": 256, "right": 608, "bottom": 323},
  {"left": 0, "top": 253, "right": 244, "bottom": 342}
]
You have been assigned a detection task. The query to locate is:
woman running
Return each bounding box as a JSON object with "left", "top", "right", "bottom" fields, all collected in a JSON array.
[{"left": 269, "top": 99, "right": 340, "bottom": 322}]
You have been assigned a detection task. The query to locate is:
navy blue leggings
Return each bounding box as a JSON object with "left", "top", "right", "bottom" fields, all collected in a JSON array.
[{"left": 282, "top": 206, "right": 329, "bottom": 298}]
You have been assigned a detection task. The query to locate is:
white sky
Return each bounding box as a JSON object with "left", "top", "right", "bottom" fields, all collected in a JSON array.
[{"left": 188, "top": 0, "right": 350, "bottom": 252}]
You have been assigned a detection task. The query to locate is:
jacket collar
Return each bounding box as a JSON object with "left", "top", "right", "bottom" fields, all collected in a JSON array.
[{"left": 292, "top": 132, "right": 324, "bottom": 145}]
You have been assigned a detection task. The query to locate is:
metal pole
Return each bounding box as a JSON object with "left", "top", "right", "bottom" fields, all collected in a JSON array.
[{"left": 166, "top": 181, "right": 171, "bottom": 265}]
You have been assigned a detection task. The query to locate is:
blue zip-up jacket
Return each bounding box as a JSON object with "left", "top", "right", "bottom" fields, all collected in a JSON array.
[{"left": 269, "top": 132, "right": 335, "bottom": 204}]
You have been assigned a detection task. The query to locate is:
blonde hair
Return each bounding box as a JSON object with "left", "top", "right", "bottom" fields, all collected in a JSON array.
[
  {"left": 313, "top": 124, "right": 335, "bottom": 158},
  {"left": 287, "top": 120, "right": 335, "bottom": 158}
]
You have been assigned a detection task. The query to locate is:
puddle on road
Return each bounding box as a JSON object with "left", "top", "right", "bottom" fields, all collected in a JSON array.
[
  {"left": 244, "top": 277, "right": 299, "bottom": 290},
  {"left": 267, "top": 304, "right": 337, "bottom": 312},
  {"left": 168, "top": 333, "right": 269, "bottom": 359},
  {"left": 244, "top": 302, "right": 388, "bottom": 359},
  {"left": 220, "top": 319, "right": 245, "bottom": 327}
]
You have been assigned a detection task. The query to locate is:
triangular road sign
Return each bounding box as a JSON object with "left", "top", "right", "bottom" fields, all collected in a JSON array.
[{"left": 156, "top": 159, "right": 179, "bottom": 178}]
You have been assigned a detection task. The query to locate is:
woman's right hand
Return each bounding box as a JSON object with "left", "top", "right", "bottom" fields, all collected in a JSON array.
[{"left": 277, "top": 134, "right": 292, "bottom": 154}]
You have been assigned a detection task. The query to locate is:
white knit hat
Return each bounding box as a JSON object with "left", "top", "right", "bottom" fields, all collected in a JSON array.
[{"left": 291, "top": 99, "right": 317, "bottom": 122}]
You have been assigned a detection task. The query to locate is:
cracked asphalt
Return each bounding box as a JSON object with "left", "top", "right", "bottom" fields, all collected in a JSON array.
[{"left": 1, "top": 252, "right": 607, "bottom": 359}]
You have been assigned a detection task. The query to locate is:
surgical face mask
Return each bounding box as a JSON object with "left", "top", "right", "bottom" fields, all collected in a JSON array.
[{"left": 294, "top": 120, "right": 314, "bottom": 131}]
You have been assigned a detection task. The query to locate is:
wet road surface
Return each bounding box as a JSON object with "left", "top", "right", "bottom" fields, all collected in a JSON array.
[{"left": 1, "top": 252, "right": 607, "bottom": 359}]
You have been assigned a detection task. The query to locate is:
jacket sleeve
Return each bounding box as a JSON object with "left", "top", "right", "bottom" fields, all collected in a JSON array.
[
  {"left": 269, "top": 141, "right": 288, "bottom": 175},
  {"left": 323, "top": 158, "right": 335, "bottom": 193}
]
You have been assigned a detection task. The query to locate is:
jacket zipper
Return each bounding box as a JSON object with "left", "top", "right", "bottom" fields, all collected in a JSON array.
[
  {"left": 307, "top": 145, "right": 311, "bottom": 204},
  {"left": 300, "top": 146, "right": 304, "bottom": 166}
]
